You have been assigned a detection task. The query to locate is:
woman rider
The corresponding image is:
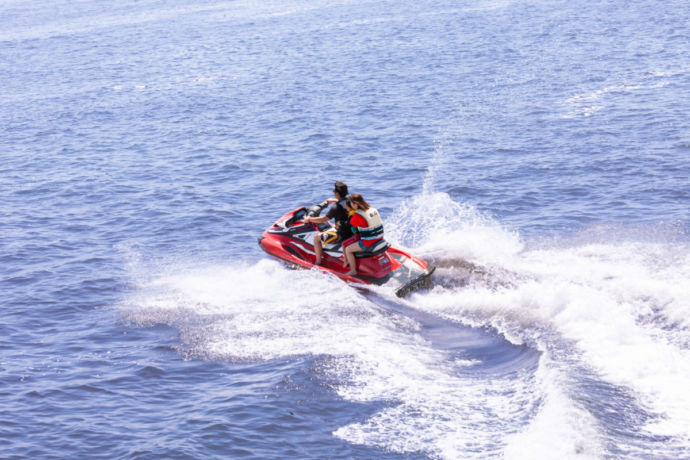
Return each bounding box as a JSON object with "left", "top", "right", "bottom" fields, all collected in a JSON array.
[{"left": 343, "top": 193, "right": 384, "bottom": 276}]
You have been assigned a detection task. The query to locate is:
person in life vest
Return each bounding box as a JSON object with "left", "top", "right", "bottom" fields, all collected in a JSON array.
[
  {"left": 339, "top": 199, "right": 359, "bottom": 253},
  {"left": 343, "top": 193, "right": 384, "bottom": 276},
  {"left": 303, "top": 181, "right": 353, "bottom": 265}
]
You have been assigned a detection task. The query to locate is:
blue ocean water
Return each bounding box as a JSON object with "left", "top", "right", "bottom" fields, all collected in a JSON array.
[{"left": 2, "top": 0, "right": 689, "bottom": 458}]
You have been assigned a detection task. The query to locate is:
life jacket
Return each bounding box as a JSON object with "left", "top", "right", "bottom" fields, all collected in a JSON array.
[{"left": 354, "top": 207, "right": 384, "bottom": 242}]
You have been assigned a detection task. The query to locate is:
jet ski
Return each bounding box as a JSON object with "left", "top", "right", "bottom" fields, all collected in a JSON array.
[{"left": 258, "top": 200, "right": 435, "bottom": 297}]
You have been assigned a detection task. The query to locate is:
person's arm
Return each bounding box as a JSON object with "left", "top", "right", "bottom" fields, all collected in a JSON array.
[
  {"left": 305, "top": 198, "right": 340, "bottom": 224},
  {"left": 304, "top": 215, "right": 329, "bottom": 224}
]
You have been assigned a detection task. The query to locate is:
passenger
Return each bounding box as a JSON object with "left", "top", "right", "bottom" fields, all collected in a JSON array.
[
  {"left": 303, "top": 181, "right": 353, "bottom": 265},
  {"left": 343, "top": 193, "right": 384, "bottom": 276},
  {"left": 339, "top": 197, "right": 359, "bottom": 255}
]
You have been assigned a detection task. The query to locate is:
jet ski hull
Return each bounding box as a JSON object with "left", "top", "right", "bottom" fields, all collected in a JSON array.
[{"left": 258, "top": 206, "right": 434, "bottom": 297}]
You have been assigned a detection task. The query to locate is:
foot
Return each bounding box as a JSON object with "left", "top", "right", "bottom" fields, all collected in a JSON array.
[
  {"left": 314, "top": 258, "right": 321, "bottom": 266},
  {"left": 345, "top": 270, "right": 357, "bottom": 276}
]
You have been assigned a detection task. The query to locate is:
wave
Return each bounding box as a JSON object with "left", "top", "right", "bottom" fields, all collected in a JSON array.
[
  {"left": 560, "top": 72, "right": 679, "bottom": 119},
  {"left": 118, "top": 190, "right": 689, "bottom": 458},
  {"left": 0, "top": 1, "right": 328, "bottom": 43},
  {"left": 119, "top": 257, "right": 549, "bottom": 458},
  {"left": 394, "top": 192, "right": 690, "bottom": 452}
]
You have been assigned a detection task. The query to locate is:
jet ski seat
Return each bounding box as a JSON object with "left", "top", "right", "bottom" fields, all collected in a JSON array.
[{"left": 354, "top": 239, "right": 391, "bottom": 258}]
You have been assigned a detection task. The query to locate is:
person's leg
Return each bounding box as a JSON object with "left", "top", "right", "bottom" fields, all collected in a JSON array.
[
  {"left": 313, "top": 233, "right": 323, "bottom": 264},
  {"left": 341, "top": 236, "right": 356, "bottom": 267},
  {"left": 345, "top": 244, "right": 362, "bottom": 275}
]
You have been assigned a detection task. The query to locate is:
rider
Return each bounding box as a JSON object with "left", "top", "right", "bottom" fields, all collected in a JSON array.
[
  {"left": 303, "top": 181, "right": 353, "bottom": 265},
  {"left": 343, "top": 193, "right": 384, "bottom": 276}
]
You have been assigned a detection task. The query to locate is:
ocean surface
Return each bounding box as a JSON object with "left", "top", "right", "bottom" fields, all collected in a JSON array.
[{"left": 2, "top": 0, "right": 689, "bottom": 458}]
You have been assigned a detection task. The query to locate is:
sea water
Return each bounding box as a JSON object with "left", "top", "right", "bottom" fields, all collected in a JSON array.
[{"left": 2, "top": 0, "right": 689, "bottom": 458}]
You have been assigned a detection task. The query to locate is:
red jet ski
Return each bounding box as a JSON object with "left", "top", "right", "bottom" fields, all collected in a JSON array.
[{"left": 258, "top": 201, "right": 435, "bottom": 297}]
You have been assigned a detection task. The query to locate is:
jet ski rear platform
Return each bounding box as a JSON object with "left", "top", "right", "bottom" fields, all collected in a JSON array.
[{"left": 258, "top": 203, "right": 435, "bottom": 297}]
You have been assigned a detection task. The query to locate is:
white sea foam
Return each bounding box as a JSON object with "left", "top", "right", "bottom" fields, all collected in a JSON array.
[
  {"left": 503, "top": 356, "right": 604, "bottom": 460},
  {"left": 120, "top": 190, "right": 689, "bottom": 457},
  {"left": 403, "top": 192, "right": 690, "bottom": 449},
  {"left": 120, "top": 255, "right": 547, "bottom": 458}
]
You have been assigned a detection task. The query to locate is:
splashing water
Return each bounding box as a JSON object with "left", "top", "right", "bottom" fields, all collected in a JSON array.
[{"left": 120, "top": 189, "right": 688, "bottom": 457}]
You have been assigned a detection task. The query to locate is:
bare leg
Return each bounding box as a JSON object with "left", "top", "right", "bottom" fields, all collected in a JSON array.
[
  {"left": 313, "top": 233, "right": 323, "bottom": 265},
  {"left": 345, "top": 244, "right": 362, "bottom": 275},
  {"left": 341, "top": 241, "right": 351, "bottom": 267}
]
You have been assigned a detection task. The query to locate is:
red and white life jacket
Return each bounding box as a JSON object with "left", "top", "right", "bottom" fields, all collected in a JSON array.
[{"left": 354, "top": 207, "right": 384, "bottom": 242}]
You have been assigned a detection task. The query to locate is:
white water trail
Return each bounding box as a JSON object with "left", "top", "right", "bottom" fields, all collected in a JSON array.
[
  {"left": 118, "top": 256, "right": 548, "bottom": 458},
  {"left": 119, "top": 175, "right": 690, "bottom": 458},
  {"left": 396, "top": 188, "right": 690, "bottom": 450}
]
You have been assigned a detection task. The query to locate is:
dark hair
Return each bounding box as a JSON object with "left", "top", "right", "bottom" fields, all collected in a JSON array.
[
  {"left": 333, "top": 181, "right": 348, "bottom": 198},
  {"left": 348, "top": 193, "right": 370, "bottom": 211}
]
